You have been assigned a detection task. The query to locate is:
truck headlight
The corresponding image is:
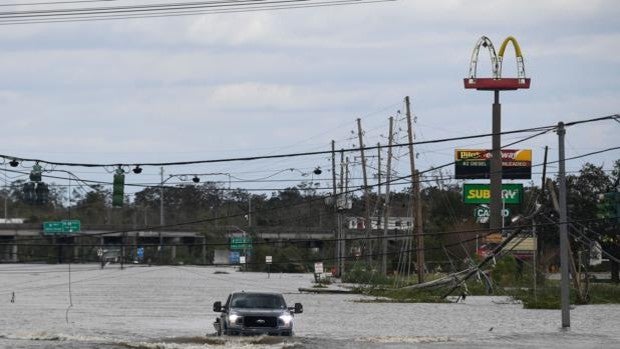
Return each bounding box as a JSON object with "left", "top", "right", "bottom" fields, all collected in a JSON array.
[
  {"left": 229, "top": 314, "right": 241, "bottom": 324},
  {"left": 278, "top": 314, "right": 293, "bottom": 326}
]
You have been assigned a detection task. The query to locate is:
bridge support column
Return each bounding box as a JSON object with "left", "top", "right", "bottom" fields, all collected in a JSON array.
[
  {"left": 202, "top": 237, "right": 207, "bottom": 265},
  {"left": 74, "top": 237, "right": 80, "bottom": 262},
  {"left": 12, "top": 239, "right": 18, "bottom": 262},
  {"left": 171, "top": 237, "right": 178, "bottom": 262}
]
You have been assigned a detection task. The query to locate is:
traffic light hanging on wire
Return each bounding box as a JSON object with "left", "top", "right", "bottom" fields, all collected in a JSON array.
[
  {"left": 23, "top": 182, "right": 36, "bottom": 204},
  {"left": 112, "top": 167, "right": 125, "bottom": 207},
  {"left": 29, "top": 163, "right": 42, "bottom": 182},
  {"left": 35, "top": 182, "right": 49, "bottom": 205}
]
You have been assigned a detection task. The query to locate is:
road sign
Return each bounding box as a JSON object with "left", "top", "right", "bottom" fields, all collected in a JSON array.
[
  {"left": 463, "top": 183, "right": 523, "bottom": 204},
  {"left": 265, "top": 256, "right": 272, "bottom": 264},
  {"left": 43, "top": 220, "right": 81, "bottom": 235},
  {"left": 43, "top": 221, "right": 64, "bottom": 234},
  {"left": 137, "top": 247, "right": 144, "bottom": 260},
  {"left": 63, "top": 220, "right": 81, "bottom": 233},
  {"left": 474, "top": 206, "right": 510, "bottom": 218},
  {"left": 230, "top": 237, "right": 252, "bottom": 250},
  {"left": 239, "top": 256, "right": 246, "bottom": 264},
  {"left": 229, "top": 251, "right": 240, "bottom": 264},
  {"left": 314, "top": 262, "right": 324, "bottom": 274}
]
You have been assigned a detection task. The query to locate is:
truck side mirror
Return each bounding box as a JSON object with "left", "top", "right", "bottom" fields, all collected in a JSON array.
[
  {"left": 294, "top": 303, "right": 303, "bottom": 314},
  {"left": 213, "top": 301, "right": 222, "bottom": 312}
]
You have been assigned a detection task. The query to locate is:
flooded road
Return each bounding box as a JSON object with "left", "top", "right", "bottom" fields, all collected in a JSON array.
[{"left": 0, "top": 264, "right": 618, "bottom": 348}]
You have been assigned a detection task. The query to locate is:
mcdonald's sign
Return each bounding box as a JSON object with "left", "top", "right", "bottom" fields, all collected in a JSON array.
[{"left": 464, "top": 36, "right": 531, "bottom": 90}]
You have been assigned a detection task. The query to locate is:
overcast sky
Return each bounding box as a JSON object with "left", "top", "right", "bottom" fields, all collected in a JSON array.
[{"left": 0, "top": 0, "right": 619, "bottom": 195}]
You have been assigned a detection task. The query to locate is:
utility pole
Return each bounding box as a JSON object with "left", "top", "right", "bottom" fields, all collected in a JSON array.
[
  {"left": 405, "top": 96, "right": 424, "bottom": 283},
  {"left": 332, "top": 140, "right": 340, "bottom": 277},
  {"left": 557, "top": 122, "right": 571, "bottom": 328},
  {"left": 357, "top": 118, "right": 372, "bottom": 265},
  {"left": 377, "top": 142, "right": 382, "bottom": 200},
  {"left": 340, "top": 150, "right": 347, "bottom": 276},
  {"left": 159, "top": 166, "right": 164, "bottom": 264},
  {"left": 382, "top": 117, "right": 394, "bottom": 275},
  {"left": 248, "top": 196, "right": 252, "bottom": 228}
]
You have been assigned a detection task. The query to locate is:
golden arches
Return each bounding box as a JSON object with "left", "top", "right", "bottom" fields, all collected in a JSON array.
[
  {"left": 467, "top": 35, "right": 527, "bottom": 81},
  {"left": 498, "top": 36, "right": 523, "bottom": 59}
]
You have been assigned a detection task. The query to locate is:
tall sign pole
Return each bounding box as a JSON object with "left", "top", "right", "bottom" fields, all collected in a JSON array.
[
  {"left": 490, "top": 90, "right": 502, "bottom": 232},
  {"left": 464, "top": 36, "right": 531, "bottom": 234}
]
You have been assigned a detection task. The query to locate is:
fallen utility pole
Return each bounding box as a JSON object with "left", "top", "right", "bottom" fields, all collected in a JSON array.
[{"left": 441, "top": 225, "right": 525, "bottom": 298}]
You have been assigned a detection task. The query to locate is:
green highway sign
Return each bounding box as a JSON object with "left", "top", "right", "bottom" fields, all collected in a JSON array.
[
  {"left": 63, "top": 220, "right": 81, "bottom": 232},
  {"left": 230, "top": 236, "right": 252, "bottom": 250},
  {"left": 43, "top": 222, "right": 64, "bottom": 234},
  {"left": 463, "top": 183, "right": 523, "bottom": 204},
  {"left": 43, "top": 220, "right": 81, "bottom": 235}
]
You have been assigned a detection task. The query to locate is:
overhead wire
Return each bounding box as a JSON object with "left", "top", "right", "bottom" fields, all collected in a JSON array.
[
  {"left": 0, "top": 121, "right": 561, "bottom": 168},
  {"left": 2, "top": 113, "right": 616, "bottom": 171},
  {"left": 0, "top": 0, "right": 397, "bottom": 25},
  {"left": 1, "top": 117, "right": 617, "bottom": 245}
]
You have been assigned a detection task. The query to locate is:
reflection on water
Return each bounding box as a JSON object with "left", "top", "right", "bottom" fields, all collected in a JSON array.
[{"left": 0, "top": 264, "right": 618, "bottom": 348}]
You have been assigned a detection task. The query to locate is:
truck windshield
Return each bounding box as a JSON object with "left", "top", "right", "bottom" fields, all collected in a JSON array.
[{"left": 230, "top": 294, "right": 286, "bottom": 309}]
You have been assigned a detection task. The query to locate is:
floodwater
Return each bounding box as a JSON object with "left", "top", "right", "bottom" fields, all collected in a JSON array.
[{"left": 0, "top": 264, "right": 618, "bottom": 348}]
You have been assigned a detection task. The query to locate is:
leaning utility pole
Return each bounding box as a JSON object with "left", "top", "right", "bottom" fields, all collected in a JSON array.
[
  {"left": 557, "top": 122, "right": 571, "bottom": 328},
  {"left": 382, "top": 117, "right": 394, "bottom": 275},
  {"left": 339, "top": 149, "right": 346, "bottom": 276},
  {"left": 331, "top": 140, "right": 340, "bottom": 277},
  {"left": 357, "top": 118, "right": 373, "bottom": 265},
  {"left": 405, "top": 96, "right": 424, "bottom": 283}
]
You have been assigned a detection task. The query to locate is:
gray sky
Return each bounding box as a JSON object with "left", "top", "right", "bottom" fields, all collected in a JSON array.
[{"left": 0, "top": 0, "right": 619, "bottom": 195}]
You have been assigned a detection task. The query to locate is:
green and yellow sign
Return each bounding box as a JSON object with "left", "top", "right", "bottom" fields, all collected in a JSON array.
[{"left": 463, "top": 183, "right": 523, "bottom": 204}]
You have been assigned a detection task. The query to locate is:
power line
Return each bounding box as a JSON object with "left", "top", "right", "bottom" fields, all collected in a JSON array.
[
  {"left": 2, "top": 114, "right": 617, "bottom": 169},
  {"left": 0, "top": 123, "right": 558, "bottom": 168},
  {"left": 0, "top": 0, "right": 118, "bottom": 7},
  {"left": 0, "top": 0, "right": 397, "bottom": 25}
]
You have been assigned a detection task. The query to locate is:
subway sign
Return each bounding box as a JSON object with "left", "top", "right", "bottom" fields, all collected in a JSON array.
[
  {"left": 455, "top": 149, "right": 532, "bottom": 179},
  {"left": 463, "top": 183, "right": 523, "bottom": 204}
]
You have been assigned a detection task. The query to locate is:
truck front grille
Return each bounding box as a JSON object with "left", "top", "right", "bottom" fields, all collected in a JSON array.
[{"left": 243, "top": 316, "right": 277, "bottom": 328}]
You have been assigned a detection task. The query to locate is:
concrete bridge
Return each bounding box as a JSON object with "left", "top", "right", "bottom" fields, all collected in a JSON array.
[{"left": 0, "top": 223, "right": 411, "bottom": 263}]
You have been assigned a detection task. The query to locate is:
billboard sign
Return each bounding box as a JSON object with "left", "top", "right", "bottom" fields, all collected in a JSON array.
[
  {"left": 463, "top": 183, "right": 523, "bottom": 204},
  {"left": 455, "top": 149, "right": 532, "bottom": 179}
]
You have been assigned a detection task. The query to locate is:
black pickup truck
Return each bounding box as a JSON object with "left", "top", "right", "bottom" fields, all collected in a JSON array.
[{"left": 213, "top": 291, "right": 303, "bottom": 336}]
